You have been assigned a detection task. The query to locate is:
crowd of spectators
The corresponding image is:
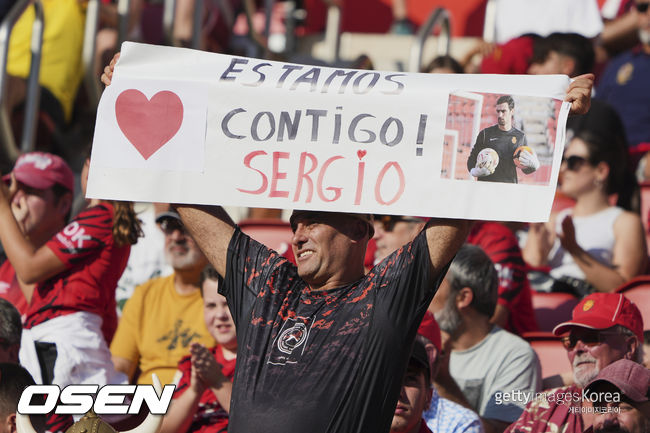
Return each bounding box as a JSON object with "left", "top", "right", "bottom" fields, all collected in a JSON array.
[{"left": 1, "top": 0, "right": 649, "bottom": 432}]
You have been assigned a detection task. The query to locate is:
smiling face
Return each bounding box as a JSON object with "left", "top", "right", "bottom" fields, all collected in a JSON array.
[
  {"left": 390, "top": 364, "right": 431, "bottom": 433},
  {"left": 566, "top": 327, "right": 631, "bottom": 388},
  {"left": 202, "top": 278, "right": 236, "bottom": 351},
  {"left": 290, "top": 211, "right": 368, "bottom": 289},
  {"left": 160, "top": 217, "right": 208, "bottom": 271}
]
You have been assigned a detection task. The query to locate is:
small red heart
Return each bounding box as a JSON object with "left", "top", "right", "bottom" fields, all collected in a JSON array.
[
  {"left": 357, "top": 150, "right": 367, "bottom": 160},
  {"left": 115, "top": 89, "right": 184, "bottom": 160}
]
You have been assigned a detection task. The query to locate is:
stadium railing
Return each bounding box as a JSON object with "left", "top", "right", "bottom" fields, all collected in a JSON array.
[
  {"left": 0, "top": 0, "right": 44, "bottom": 159},
  {"left": 408, "top": 7, "right": 451, "bottom": 72}
]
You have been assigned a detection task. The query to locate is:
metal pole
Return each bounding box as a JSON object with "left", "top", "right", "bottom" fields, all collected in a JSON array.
[
  {"left": 163, "top": 0, "right": 177, "bottom": 45},
  {"left": 408, "top": 7, "right": 451, "bottom": 72},
  {"left": 191, "top": 0, "right": 203, "bottom": 49},
  {"left": 117, "top": 0, "right": 132, "bottom": 47},
  {"left": 20, "top": 0, "right": 44, "bottom": 152},
  {"left": 264, "top": 0, "right": 273, "bottom": 39},
  {"left": 323, "top": 1, "right": 341, "bottom": 63},
  {"left": 82, "top": 0, "right": 101, "bottom": 108},
  {"left": 0, "top": 0, "right": 35, "bottom": 161},
  {"left": 483, "top": 0, "right": 497, "bottom": 43},
  {"left": 283, "top": 0, "right": 298, "bottom": 54}
]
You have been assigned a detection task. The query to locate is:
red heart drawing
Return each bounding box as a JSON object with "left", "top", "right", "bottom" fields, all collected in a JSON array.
[
  {"left": 115, "top": 89, "right": 184, "bottom": 160},
  {"left": 357, "top": 150, "right": 367, "bottom": 160}
]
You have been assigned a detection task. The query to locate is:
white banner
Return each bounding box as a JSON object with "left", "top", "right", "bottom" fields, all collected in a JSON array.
[{"left": 88, "top": 42, "right": 572, "bottom": 222}]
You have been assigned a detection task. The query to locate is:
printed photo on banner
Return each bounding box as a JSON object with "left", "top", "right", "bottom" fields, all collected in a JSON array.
[{"left": 440, "top": 92, "right": 562, "bottom": 186}]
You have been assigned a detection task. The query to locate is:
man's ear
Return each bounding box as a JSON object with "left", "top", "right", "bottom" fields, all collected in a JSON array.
[
  {"left": 594, "top": 162, "right": 610, "bottom": 185},
  {"left": 55, "top": 191, "right": 73, "bottom": 220},
  {"left": 6, "top": 412, "right": 16, "bottom": 433},
  {"left": 624, "top": 336, "right": 640, "bottom": 361},
  {"left": 425, "top": 344, "right": 439, "bottom": 380},
  {"left": 6, "top": 344, "right": 20, "bottom": 364},
  {"left": 456, "top": 287, "right": 474, "bottom": 310},
  {"left": 349, "top": 219, "right": 370, "bottom": 242}
]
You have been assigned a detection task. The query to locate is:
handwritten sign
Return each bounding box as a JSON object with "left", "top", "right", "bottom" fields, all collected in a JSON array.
[{"left": 88, "top": 42, "right": 572, "bottom": 222}]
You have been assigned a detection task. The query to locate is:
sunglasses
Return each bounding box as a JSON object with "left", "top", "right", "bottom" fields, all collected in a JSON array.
[
  {"left": 376, "top": 215, "right": 423, "bottom": 232},
  {"left": 561, "top": 155, "right": 590, "bottom": 171},
  {"left": 636, "top": 2, "right": 649, "bottom": 12},
  {"left": 159, "top": 218, "right": 186, "bottom": 235},
  {"left": 560, "top": 330, "right": 620, "bottom": 350}
]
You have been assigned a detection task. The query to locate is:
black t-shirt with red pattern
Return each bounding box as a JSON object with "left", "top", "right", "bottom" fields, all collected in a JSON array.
[{"left": 222, "top": 228, "right": 444, "bottom": 433}]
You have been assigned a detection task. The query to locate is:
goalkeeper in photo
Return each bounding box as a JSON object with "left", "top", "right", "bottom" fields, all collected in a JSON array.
[{"left": 467, "top": 95, "right": 540, "bottom": 183}]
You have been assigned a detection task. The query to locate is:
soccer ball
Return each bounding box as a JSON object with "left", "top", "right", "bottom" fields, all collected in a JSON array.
[
  {"left": 513, "top": 145, "right": 534, "bottom": 169},
  {"left": 476, "top": 148, "right": 499, "bottom": 174}
]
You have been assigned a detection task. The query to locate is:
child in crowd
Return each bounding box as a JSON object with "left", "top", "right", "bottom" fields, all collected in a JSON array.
[{"left": 161, "top": 265, "right": 237, "bottom": 433}]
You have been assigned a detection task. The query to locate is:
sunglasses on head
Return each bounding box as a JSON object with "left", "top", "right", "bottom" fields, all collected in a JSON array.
[
  {"left": 560, "top": 330, "right": 620, "bottom": 350},
  {"left": 636, "top": 2, "right": 650, "bottom": 12},
  {"left": 159, "top": 218, "right": 186, "bottom": 235},
  {"left": 376, "top": 215, "right": 423, "bottom": 232},
  {"left": 561, "top": 155, "right": 591, "bottom": 171}
]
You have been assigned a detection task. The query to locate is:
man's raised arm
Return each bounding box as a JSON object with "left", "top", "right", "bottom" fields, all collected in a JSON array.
[
  {"left": 424, "top": 219, "right": 473, "bottom": 283},
  {"left": 174, "top": 205, "right": 235, "bottom": 277}
]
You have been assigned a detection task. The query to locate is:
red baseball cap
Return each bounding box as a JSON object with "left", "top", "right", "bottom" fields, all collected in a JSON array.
[
  {"left": 585, "top": 359, "right": 650, "bottom": 403},
  {"left": 417, "top": 311, "right": 442, "bottom": 352},
  {"left": 553, "top": 293, "right": 643, "bottom": 342},
  {"left": 3, "top": 152, "right": 74, "bottom": 192}
]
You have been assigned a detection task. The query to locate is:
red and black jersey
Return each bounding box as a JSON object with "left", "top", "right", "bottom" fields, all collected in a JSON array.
[
  {"left": 0, "top": 260, "right": 28, "bottom": 315},
  {"left": 222, "top": 228, "right": 443, "bottom": 433},
  {"left": 24, "top": 203, "right": 130, "bottom": 343},
  {"left": 45, "top": 413, "right": 74, "bottom": 433},
  {"left": 467, "top": 221, "right": 539, "bottom": 335},
  {"left": 418, "top": 420, "right": 433, "bottom": 433},
  {"left": 174, "top": 346, "right": 236, "bottom": 433}
]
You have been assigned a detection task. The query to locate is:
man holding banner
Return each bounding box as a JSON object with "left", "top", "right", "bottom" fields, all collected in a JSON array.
[
  {"left": 467, "top": 95, "right": 540, "bottom": 184},
  {"left": 100, "top": 52, "right": 593, "bottom": 433}
]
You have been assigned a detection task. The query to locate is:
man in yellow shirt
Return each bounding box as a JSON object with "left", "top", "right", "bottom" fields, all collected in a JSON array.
[{"left": 110, "top": 208, "right": 215, "bottom": 385}]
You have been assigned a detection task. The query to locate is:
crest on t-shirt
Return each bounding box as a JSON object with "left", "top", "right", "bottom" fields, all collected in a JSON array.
[{"left": 268, "top": 316, "right": 314, "bottom": 365}]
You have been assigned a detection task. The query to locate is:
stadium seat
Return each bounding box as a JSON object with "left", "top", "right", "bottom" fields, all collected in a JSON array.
[
  {"left": 523, "top": 332, "right": 571, "bottom": 379},
  {"left": 616, "top": 276, "right": 650, "bottom": 330},
  {"left": 551, "top": 192, "right": 575, "bottom": 214},
  {"left": 531, "top": 292, "right": 579, "bottom": 332},
  {"left": 238, "top": 219, "right": 293, "bottom": 256}
]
